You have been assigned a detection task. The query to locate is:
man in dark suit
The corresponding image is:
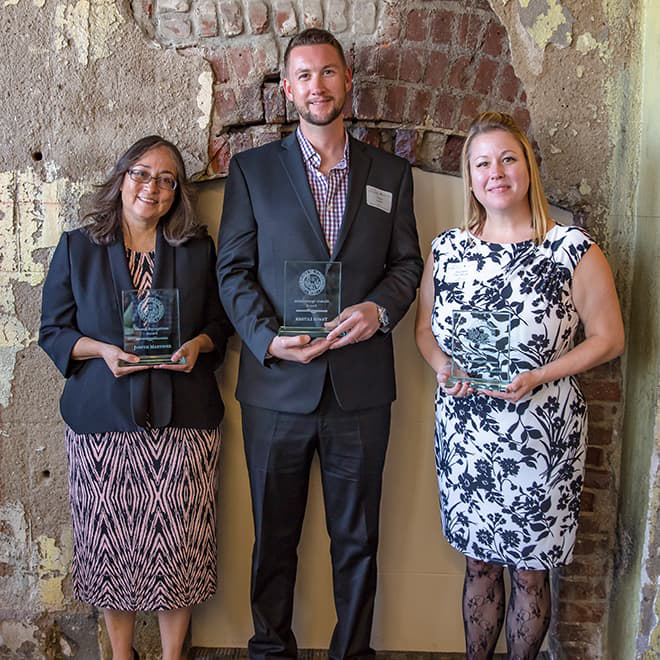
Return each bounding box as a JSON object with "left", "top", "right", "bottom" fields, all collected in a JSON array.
[{"left": 216, "top": 28, "right": 423, "bottom": 660}]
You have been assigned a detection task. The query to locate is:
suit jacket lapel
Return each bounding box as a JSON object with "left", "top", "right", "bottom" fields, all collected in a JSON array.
[
  {"left": 106, "top": 232, "right": 133, "bottom": 314},
  {"left": 333, "top": 136, "right": 371, "bottom": 259},
  {"left": 279, "top": 132, "right": 329, "bottom": 255},
  {"left": 151, "top": 223, "right": 175, "bottom": 290}
]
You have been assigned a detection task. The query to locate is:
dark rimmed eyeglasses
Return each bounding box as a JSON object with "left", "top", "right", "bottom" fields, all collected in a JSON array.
[{"left": 127, "top": 168, "right": 178, "bottom": 191}]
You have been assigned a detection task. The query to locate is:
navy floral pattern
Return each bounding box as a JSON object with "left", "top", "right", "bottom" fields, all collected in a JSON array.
[{"left": 431, "top": 225, "right": 593, "bottom": 569}]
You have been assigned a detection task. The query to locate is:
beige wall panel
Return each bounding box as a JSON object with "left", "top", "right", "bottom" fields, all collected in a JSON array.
[{"left": 191, "top": 168, "right": 565, "bottom": 651}]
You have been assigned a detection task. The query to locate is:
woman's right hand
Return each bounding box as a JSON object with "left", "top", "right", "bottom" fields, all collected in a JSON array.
[
  {"left": 436, "top": 363, "right": 473, "bottom": 398},
  {"left": 71, "top": 337, "right": 150, "bottom": 378},
  {"left": 99, "top": 344, "right": 151, "bottom": 378}
]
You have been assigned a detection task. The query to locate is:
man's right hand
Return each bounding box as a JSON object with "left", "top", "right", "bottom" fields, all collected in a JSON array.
[{"left": 267, "top": 335, "right": 331, "bottom": 364}]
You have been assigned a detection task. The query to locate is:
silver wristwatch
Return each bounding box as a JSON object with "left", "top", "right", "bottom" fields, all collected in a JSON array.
[{"left": 376, "top": 305, "right": 390, "bottom": 331}]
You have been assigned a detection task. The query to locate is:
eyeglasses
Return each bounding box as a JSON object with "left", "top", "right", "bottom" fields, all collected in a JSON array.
[{"left": 126, "top": 168, "right": 178, "bottom": 191}]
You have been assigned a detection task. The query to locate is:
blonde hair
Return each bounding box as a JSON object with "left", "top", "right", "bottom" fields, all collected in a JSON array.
[{"left": 461, "top": 112, "right": 551, "bottom": 244}]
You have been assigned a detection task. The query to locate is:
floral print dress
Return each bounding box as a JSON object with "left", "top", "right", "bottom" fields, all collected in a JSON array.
[{"left": 431, "top": 225, "right": 593, "bottom": 569}]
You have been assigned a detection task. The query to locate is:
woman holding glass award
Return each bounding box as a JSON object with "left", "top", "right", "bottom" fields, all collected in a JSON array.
[
  {"left": 415, "top": 112, "right": 623, "bottom": 659},
  {"left": 39, "top": 136, "right": 231, "bottom": 660}
]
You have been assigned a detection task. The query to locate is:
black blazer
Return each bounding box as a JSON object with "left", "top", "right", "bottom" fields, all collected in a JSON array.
[
  {"left": 216, "top": 132, "right": 423, "bottom": 413},
  {"left": 39, "top": 226, "right": 231, "bottom": 433}
]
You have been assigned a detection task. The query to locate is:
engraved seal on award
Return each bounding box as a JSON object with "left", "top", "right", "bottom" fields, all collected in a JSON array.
[
  {"left": 137, "top": 296, "right": 165, "bottom": 325},
  {"left": 299, "top": 268, "right": 326, "bottom": 297}
]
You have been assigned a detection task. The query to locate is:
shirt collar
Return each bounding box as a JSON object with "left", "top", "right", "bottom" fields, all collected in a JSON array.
[{"left": 296, "top": 127, "right": 350, "bottom": 172}]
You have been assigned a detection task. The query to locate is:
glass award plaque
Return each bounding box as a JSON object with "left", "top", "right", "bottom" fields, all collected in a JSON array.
[
  {"left": 446, "top": 309, "right": 512, "bottom": 391},
  {"left": 120, "top": 288, "right": 182, "bottom": 365},
  {"left": 278, "top": 261, "right": 342, "bottom": 338}
]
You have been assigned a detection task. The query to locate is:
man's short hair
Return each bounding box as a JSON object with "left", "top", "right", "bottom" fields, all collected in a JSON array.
[{"left": 282, "top": 28, "right": 347, "bottom": 77}]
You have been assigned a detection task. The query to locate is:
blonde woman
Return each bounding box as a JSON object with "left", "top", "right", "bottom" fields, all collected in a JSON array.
[{"left": 415, "top": 112, "right": 623, "bottom": 659}]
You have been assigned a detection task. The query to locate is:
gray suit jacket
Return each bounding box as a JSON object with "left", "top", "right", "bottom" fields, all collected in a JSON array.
[{"left": 216, "top": 132, "right": 423, "bottom": 413}]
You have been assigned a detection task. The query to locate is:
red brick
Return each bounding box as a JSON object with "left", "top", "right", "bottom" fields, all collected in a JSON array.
[
  {"left": 473, "top": 58, "right": 498, "bottom": 95},
  {"left": 575, "top": 514, "right": 604, "bottom": 534},
  {"left": 354, "top": 45, "right": 377, "bottom": 76},
  {"left": 458, "top": 12, "right": 484, "bottom": 51},
  {"left": 228, "top": 130, "right": 254, "bottom": 158},
  {"left": 399, "top": 47, "right": 425, "bottom": 83},
  {"left": 430, "top": 10, "right": 453, "bottom": 45},
  {"left": 587, "top": 424, "right": 613, "bottom": 446},
  {"left": 583, "top": 468, "right": 612, "bottom": 490},
  {"left": 208, "top": 135, "right": 231, "bottom": 176},
  {"left": 560, "top": 643, "right": 599, "bottom": 660},
  {"left": 251, "top": 126, "right": 282, "bottom": 147},
  {"left": 263, "top": 83, "right": 285, "bottom": 123},
  {"left": 407, "top": 89, "right": 432, "bottom": 125},
  {"left": 384, "top": 85, "right": 407, "bottom": 123},
  {"left": 434, "top": 93, "right": 457, "bottom": 128},
  {"left": 355, "top": 84, "right": 382, "bottom": 120},
  {"left": 342, "top": 88, "right": 353, "bottom": 119},
  {"left": 483, "top": 20, "right": 506, "bottom": 57},
  {"left": 247, "top": 0, "right": 269, "bottom": 34},
  {"left": 448, "top": 55, "right": 472, "bottom": 89},
  {"left": 556, "top": 622, "right": 600, "bottom": 645},
  {"left": 558, "top": 601, "right": 606, "bottom": 624},
  {"left": 423, "top": 50, "right": 449, "bottom": 87},
  {"left": 580, "top": 489, "right": 595, "bottom": 512},
  {"left": 395, "top": 129, "right": 418, "bottom": 164},
  {"left": 301, "top": 0, "right": 323, "bottom": 29},
  {"left": 459, "top": 95, "right": 483, "bottom": 131},
  {"left": 352, "top": 126, "right": 381, "bottom": 148},
  {"left": 441, "top": 134, "right": 465, "bottom": 174},
  {"left": 574, "top": 535, "right": 610, "bottom": 556},
  {"left": 213, "top": 87, "right": 239, "bottom": 126},
  {"left": 499, "top": 64, "right": 520, "bottom": 103},
  {"left": 237, "top": 84, "right": 264, "bottom": 122},
  {"left": 559, "top": 577, "right": 607, "bottom": 600},
  {"left": 587, "top": 403, "right": 619, "bottom": 423},
  {"left": 406, "top": 9, "right": 428, "bottom": 41},
  {"left": 208, "top": 52, "right": 230, "bottom": 83},
  {"left": 377, "top": 45, "right": 400, "bottom": 80},
  {"left": 566, "top": 558, "right": 610, "bottom": 578},
  {"left": 196, "top": 0, "right": 218, "bottom": 37},
  {"left": 275, "top": 0, "right": 297, "bottom": 36},
  {"left": 586, "top": 446, "right": 605, "bottom": 467},
  {"left": 520, "top": 90, "right": 527, "bottom": 103},
  {"left": 513, "top": 107, "right": 531, "bottom": 132},
  {"left": 219, "top": 0, "right": 244, "bottom": 36},
  {"left": 228, "top": 47, "right": 254, "bottom": 79},
  {"left": 582, "top": 380, "right": 622, "bottom": 402},
  {"left": 159, "top": 15, "right": 192, "bottom": 41}
]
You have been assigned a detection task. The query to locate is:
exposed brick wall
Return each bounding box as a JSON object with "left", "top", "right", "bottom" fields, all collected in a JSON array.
[
  {"left": 133, "top": 0, "right": 529, "bottom": 178},
  {"left": 130, "top": 1, "right": 623, "bottom": 657}
]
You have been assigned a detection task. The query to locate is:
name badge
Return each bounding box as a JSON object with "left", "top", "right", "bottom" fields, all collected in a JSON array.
[
  {"left": 445, "top": 262, "right": 469, "bottom": 282},
  {"left": 366, "top": 185, "right": 392, "bottom": 213}
]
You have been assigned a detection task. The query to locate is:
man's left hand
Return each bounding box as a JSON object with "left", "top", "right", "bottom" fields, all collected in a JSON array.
[{"left": 326, "top": 302, "right": 380, "bottom": 349}]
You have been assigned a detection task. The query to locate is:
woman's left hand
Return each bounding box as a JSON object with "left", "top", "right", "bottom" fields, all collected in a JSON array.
[
  {"left": 480, "top": 370, "right": 541, "bottom": 402},
  {"left": 155, "top": 336, "right": 207, "bottom": 373}
]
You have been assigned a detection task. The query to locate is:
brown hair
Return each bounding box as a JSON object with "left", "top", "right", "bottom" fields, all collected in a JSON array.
[
  {"left": 461, "top": 112, "right": 551, "bottom": 244},
  {"left": 283, "top": 28, "right": 347, "bottom": 77},
  {"left": 82, "top": 135, "right": 204, "bottom": 246}
]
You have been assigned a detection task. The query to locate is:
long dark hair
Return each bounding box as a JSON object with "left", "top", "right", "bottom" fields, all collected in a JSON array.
[{"left": 82, "top": 135, "right": 205, "bottom": 246}]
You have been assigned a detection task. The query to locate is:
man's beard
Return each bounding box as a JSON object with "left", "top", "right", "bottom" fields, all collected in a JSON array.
[{"left": 296, "top": 97, "right": 344, "bottom": 126}]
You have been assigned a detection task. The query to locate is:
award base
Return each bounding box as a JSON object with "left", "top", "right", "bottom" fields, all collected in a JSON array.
[
  {"left": 118, "top": 356, "right": 185, "bottom": 366},
  {"left": 445, "top": 376, "right": 509, "bottom": 392},
  {"left": 278, "top": 326, "right": 331, "bottom": 338}
]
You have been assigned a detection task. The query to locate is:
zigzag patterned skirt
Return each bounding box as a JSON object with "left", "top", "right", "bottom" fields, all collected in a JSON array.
[{"left": 65, "top": 425, "right": 220, "bottom": 611}]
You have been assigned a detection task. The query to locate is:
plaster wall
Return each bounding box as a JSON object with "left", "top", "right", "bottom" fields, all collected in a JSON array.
[
  {"left": 608, "top": 1, "right": 660, "bottom": 657},
  {"left": 0, "top": 1, "right": 649, "bottom": 658}
]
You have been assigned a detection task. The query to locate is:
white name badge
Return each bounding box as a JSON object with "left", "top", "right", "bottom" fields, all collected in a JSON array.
[
  {"left": 366, "top": 185, "right": 392, "bottom": 213},
  {"left": 445, "top": 262, "right": 469, "bottom": 282}
]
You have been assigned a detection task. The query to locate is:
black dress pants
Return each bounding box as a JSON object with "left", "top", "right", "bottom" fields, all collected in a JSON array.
[{"left": 241, "top": 379, "right": 391, "bottom": 660}]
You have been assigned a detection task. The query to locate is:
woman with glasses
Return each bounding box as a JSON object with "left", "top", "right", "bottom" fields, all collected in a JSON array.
[
  {"left": 39, "top": 136, "right": 231, "bottom": 660},
  {"left": 415, "top": 113, "right": 623, "bottom": 659}
]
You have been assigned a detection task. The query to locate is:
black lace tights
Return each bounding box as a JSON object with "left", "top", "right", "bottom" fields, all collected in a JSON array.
[{"left": 462, "top": 558, "right": 550, "bottom": 660}]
